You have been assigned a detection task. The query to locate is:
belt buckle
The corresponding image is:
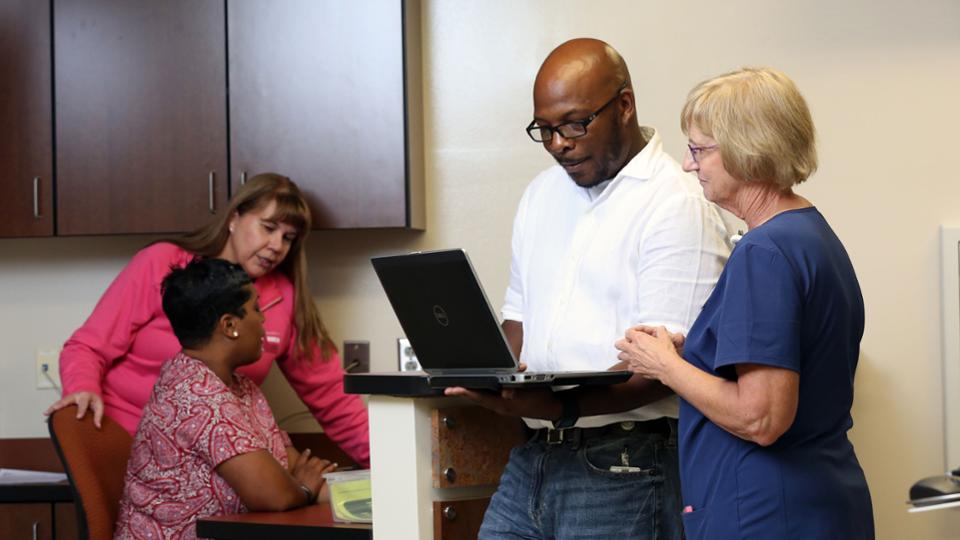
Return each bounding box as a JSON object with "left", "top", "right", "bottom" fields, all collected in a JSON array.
[
  {"left": 545, "top": 428, "right": 566, "bottom": 445},
  {"left": 545, "top": 427, "right": 582, "bottom": 445}
]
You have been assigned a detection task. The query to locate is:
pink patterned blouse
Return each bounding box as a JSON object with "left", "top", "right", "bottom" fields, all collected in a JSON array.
[{"left": 114, "top": 353, "right": 290, "bottom": 540}]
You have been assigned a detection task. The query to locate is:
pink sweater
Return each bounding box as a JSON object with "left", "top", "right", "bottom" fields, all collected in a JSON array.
[{"left": 59, "top": 242, "right": 370, "bottom": 466}]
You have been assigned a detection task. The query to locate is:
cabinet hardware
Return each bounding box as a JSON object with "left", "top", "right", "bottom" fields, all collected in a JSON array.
[
  {"left": 208, "top": 171, "right": 216, "bottom": 213},
  {"left": 33, "top": 177, "right": 41, "bottom": 218}
]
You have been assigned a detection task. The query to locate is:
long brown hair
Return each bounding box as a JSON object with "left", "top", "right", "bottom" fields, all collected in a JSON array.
[{"left": 164, "top": 173, "right": 335, "bottom": 361}]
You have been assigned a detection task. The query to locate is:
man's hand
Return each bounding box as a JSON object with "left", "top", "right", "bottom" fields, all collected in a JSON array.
[{"left": 444, "top": 385, "right": 562, "bottom": 421}]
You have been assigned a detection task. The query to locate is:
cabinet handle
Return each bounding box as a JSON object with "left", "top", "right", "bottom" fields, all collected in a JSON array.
[
  {"left": 208, "top": 171, "right": 216, "bottom": 213},
  {"left": 33, "top": 177, "right": 41, "bottom": 218},
  {"left": 32, "top": 521, "right": 39, "bottom": 540},
  {"left": 240, "top": 171, "right": 247, "bottom": 186}
]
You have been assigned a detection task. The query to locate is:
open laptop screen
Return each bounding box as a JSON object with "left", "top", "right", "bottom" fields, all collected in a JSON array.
[{"left": 371, "top": 250, "right": 517, "bottom": 373}]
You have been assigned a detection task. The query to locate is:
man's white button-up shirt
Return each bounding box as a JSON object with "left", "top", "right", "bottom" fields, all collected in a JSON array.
[{"left": 503, "top": 128, "right": 731, "bottom": 428}]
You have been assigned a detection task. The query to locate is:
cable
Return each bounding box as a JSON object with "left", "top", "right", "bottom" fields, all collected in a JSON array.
[
  {"left": 276, "top": 410, "right": 314, "bottom": 428},
  {"left": 41, "top": 364, "right": 61, "bottom": 392}
]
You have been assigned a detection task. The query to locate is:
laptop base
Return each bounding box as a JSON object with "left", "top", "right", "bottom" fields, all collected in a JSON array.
[{"left": 427, "top": 370, "right": 631, "bottom": 391}]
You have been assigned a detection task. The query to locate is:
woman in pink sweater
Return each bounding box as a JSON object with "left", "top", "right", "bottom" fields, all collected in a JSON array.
[{"left": 44, "top": 173, "right": 369, "bottom": 466}]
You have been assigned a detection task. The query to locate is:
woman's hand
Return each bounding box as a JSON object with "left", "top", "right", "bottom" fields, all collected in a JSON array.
[
  {"left": 614, "top": 326, "right": 685, "bottom": 383},
  {"left": 43, "top": 391, "right": 105, "bottom": 429},
  {"left": 627, "top": 325, "right": 686, "bottom": 355},
  {"left": 290, "top": 448, "right": 338, "bottom": 503}
]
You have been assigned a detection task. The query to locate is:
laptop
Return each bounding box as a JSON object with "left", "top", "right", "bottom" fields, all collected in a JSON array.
[{"left": 371, "top": 249, "right": 631, "bottom": 390}]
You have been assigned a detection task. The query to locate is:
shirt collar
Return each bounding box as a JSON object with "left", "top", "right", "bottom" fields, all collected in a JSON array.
[
  {"left": 585, "top": 179, "right": 612, "bottom": 201},
  {"left": 583, "top": 126, "right": 662, "bottom": 205},
  {"left": 615, "top": 126, "right": 662, "bottom": 182}
]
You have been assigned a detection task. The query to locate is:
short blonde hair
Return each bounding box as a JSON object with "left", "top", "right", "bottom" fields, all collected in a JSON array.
[{"left": 680, "top": 67, "right": 817, "bottom": 189}]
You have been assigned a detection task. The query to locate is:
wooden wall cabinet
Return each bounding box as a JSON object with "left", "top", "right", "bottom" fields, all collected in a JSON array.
[
  {"left": 54, "top": 0, "right": 229, "bottom": 235},
  {"left": 228, "top": 0, "right": 424, "bottom": 229},
  {"left": 0, "top": 0, "right": 422, "bottom": 237},
  {"left": 0, "top": 0, "right": 54, "bottom": 237}
]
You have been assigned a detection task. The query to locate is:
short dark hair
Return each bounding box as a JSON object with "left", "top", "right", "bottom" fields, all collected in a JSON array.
[{"left": 161, "top": 258, "right": 253, "bottom": 349}]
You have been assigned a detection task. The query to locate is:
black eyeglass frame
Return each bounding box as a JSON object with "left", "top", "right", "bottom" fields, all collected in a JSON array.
[{"left": 525, "top": 81, "right": 628, "bottom": 143}]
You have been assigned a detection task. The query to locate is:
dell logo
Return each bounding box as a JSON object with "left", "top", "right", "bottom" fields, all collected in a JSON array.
[{"left": 432, "top": 304, "right": 450, "bottom": 326}]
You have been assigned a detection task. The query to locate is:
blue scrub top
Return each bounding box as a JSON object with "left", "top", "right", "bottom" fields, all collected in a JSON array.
[{"left": 679, "top": 207, "right": 874, "bottom": 539}]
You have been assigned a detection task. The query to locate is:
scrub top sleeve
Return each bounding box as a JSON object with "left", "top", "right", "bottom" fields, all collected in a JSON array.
[{"left": 714, "top": 243, "right": 802, "bottom": 373}]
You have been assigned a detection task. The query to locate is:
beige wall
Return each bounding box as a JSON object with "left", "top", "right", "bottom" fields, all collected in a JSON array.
[{"left": 4, "top": 1, "right": 959, "bottom": 537}]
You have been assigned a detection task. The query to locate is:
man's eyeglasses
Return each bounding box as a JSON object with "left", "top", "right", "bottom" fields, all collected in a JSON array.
[
  {"left": 525, "top": 82, "right": 628, "bottom": 143},
  {"left": 687, "top": 143, "right": 719, "bottom": 164}
]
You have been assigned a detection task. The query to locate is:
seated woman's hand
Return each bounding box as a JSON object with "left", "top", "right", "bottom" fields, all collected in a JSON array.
[
  {"left": 290, "top": 448, "right": 338, "bottom": 504},
  {"left": 43, "top": 391, "right": 105, "bottom": 429},
  {"left": 614, "top": 326, "right": 684, "bottom": 382}
]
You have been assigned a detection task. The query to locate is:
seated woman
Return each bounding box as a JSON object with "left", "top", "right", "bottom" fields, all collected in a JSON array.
[
  {"left": 46, "top": 173, "right": 368, "bottom": 468},
  {"left": 114, "top": 258, "right": 336, "bottom": 539}
]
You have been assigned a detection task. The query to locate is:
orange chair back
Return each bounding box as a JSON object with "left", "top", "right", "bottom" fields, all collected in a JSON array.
[{"left": 48, "top": 405, "right": 132, "bottom": 540}]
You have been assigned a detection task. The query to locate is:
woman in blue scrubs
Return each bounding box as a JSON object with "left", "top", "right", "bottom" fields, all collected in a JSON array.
[{"left": 615, "top": 67, "right": 874, "bottom": 539}]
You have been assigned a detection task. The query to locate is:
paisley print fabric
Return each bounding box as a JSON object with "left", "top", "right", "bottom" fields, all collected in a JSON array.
[{"left": 114, "top": 353, "right": 288, "bottom": 539}]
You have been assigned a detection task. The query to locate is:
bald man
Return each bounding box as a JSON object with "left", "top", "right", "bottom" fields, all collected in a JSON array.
[{"left": 447, "top": 39, "right": 730, "bottom": 538}]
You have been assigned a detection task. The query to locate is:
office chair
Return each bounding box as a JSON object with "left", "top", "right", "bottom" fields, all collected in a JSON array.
[{"left": 48, "top": 405, "right": 133, "bottom": 540}]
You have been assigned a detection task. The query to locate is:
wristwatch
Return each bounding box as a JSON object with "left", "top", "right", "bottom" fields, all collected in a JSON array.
[
  {"left": 552, "top": 392, "right": 580, "bottom": 430},
  {"left": 299, "top": 483, "right": 317, "bottom": 505}
]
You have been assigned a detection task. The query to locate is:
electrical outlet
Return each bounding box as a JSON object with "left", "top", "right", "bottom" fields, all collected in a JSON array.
[
  {"left": 36, "top": 347, "right": 61, "bottom": 390},
  {"left": 397, "top": 337, "right": 421, "bottom": 372},
  {"left": 342, "top": 340, "right": 370, "bottom": 373}
]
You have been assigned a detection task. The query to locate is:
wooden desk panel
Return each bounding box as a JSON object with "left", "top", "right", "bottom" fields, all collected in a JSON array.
[
  {"left": 0, "top": 438, "right": 65, "bottom": 472},
  {"left": 431, "top": 406, "right": 523, "bottom": 488},
  {"left": 196, "top": 504, "right": 371, "bottom": 540}
]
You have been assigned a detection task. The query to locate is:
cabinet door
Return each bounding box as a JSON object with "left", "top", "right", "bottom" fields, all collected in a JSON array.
[
  {"left": 0, "top": 0, "right": 53, "bottom": 237},
  {"left": 228, "top": 0, "right": 423, "bottom": 229},
  {"left": 54, "top": 503, "right": 79, "bottom": 540},
  {"left": 55, "top": 0, "right": 228, "bottom": 235},
  {"left": 0, "top": 503, "right": 53, "bottom": 540}
]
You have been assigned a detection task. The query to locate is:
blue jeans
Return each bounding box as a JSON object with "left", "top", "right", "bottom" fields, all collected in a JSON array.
[{"left": 479, "top": 420, "right": 683, "bottom": 540}]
